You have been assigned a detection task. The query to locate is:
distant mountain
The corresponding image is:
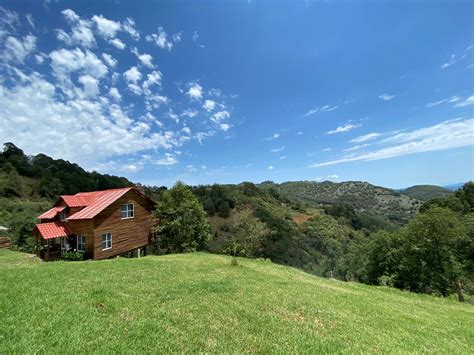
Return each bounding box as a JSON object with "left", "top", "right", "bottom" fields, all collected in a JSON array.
[
  {"left": 443, "top": 183, "right": 466, "bottom": 191},
  {"left": 400, "top": 185, "right": 453, "bottom": 201},
  {"left": 262, "top": 180, "right": 422, "bottom": 225}
]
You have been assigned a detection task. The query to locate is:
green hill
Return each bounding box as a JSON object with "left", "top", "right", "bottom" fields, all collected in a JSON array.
[
  {"left": 0, "top": 250, "right": 472, "bottom": 353},
  {"left": 266, "top": 180, "right": 422, "bottom": 225},
  {"left": 400, "top": 184, "right": 454, "bottom": 201}
]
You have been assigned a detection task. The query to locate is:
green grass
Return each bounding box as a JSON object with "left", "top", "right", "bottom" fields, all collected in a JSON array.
[{"left": 0, "top": 249, "right": 473, "bottom": 353}]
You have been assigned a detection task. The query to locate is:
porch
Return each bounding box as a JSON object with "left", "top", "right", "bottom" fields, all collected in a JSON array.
[
  {"left": 36, "top": 235, "right": 85, "bottom": 261},
  {"left": 33, "top": 222, "right": 86, "bottom": 261}
]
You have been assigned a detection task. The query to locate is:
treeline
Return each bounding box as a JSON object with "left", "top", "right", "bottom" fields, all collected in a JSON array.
[{"left": 0, "top": 142, "right": 132, "bottom": 199}]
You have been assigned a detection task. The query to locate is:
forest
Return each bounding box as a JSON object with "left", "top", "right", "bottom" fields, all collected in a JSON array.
[{"left": 1, "top": 142, "right": 473, "bottom": 302}]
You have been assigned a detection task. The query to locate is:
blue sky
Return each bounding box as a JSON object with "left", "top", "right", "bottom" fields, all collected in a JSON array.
[{"left": 0, "top": 0, "right": 473, "bottom": 188}]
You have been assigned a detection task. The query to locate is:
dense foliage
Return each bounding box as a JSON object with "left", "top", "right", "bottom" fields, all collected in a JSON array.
[
  {"left": 0, "top": 143, "right": 132, "bottom": 198},
  {"left": 152, "top": 182, "right": 211, "bottom": 253}
]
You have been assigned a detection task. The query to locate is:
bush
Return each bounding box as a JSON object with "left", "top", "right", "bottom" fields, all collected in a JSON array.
[{"left": 62, "top": 251, "right": 84, "bottom": 261}]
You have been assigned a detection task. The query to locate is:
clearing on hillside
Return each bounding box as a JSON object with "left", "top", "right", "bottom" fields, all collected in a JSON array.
[{"left": 0, "top": 249, "right": 472, "bottom": 353}]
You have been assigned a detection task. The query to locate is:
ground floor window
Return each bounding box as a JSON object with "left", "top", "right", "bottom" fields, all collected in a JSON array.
[
  {"left": 60, "top": 237, "right": 69, "bottom": 253},
  {"left": 77, "top": 235, "right": 86, "bottom": 252},
  {"left": 102, "top": 233, "right": 112, "bottom": 250}
]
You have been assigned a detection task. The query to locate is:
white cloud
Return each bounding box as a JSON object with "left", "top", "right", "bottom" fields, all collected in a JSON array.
[
  {"left": 49, "top": 48, "right": 108, "bottom": 85},
  {"left": 267, "top": 166, "right": 274, "bottom": 171},
  {"left": 60, "top": 9, "right": 96, "bottom": 48},
  {"left": 3, "top": 35, "right": 36, "bottom": 63},
  {"left": 310, "top": 118, "right": 474, "bottom": 167},
  {"left": 203, "top": 99, "right": 216, "bottom": 111},
  {"left": 146, "top": 27, "right": 181, "bottom": 51},
  {"left": 322, "top": 148, "right": 331, "bottom": 152},
  {"left": 303, "top": 104, "right": 337, "bottom": 117},
  {"left": 182, "top": 109, "right": 198, "bottom": 118},
  {"left": 350, "top": 132, "right": 381, "bottom": 143},
  {"left": 426, "top": 95, "right": 460, "bottom": 107},
  {"left": 35, "top": 53, "right": 46, "bottom": 64},
  {"left": 0, "top": 6, "right": 20, "bottom": 39},
  {"left": 123, "top": 66, "right": 142, "bottom": 83},
  {"left": 327, "top": 123, "right": 359, "bottom": 134},
  {"left": 271, "top": 146, "right": 284, "bottom": 153},
  {"left": 109, "top": 38, "right": 126, "bottom": 49},
  {"left": 26, "top": 14, "right": 35, "bottom": 29},
  {"left": 92, "top": 14, "right": 121, "bottom": 39},
  {"left": 101, "top": 53, "right": 117, "bottom": 67},
  {"left": 155, "top": 153, "right": 178, "bottom": 165},
  {"left": 219, "top": 123, "right": 231, "bottom": 131},
  {"left": 441, "top": 53, "right": 457, "bottom": 69},
  {"left": 0, "top": 72, "right": 180, "bottom": 169},
  {"left": 131, "top": 47, "right": 154, "bottom": 68},
  {"left": 109, "top": 87, "right": 121, "bottom": 101},
  {"left": 78, "top": 75, "right": 99, "bottom": 97},
  {"left": 454, "top": 95, "right": 474, "bottom": 108},
  {"left": 297, "top": 131, "right": 303, "bottom": 135},
  {"left": 186, "top": 82, "right": 203, "bottom": 100},
  {"left": 142, "top": 70, "right": 162, "bottom": 95},
  {"left": 280, "top": 155, "right": 287, "bottom": 160},
  {"left": 211, "top": 110, "right": 230, "bottom": 123},
  {"left": 379, "top": 93, "right": 395, "bottom": 101},
  {"left": 122, "top": 18, "right": 140, "bottom": 40},
  {"left": 265, "top": 133, "right": 280, "bottom": 140}
]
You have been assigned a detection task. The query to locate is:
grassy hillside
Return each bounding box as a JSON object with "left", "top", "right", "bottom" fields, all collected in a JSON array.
[
  {"left": 1, "top": 250, "right": 472, "bottom": 353},
  {"left": 400, "top": 184, "right": 453, "bottom": 201},
  {"left": 270, "top": 180, "right": 422, "bottom": 225}
]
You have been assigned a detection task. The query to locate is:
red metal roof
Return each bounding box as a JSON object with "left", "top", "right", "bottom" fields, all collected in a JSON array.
[
  {"left": 58, "top": 195, "right": 95, "bottom": 208},
  {"left": 34, "top": 222, "right": 72, "bottom": 240},
  {"left": 67, "top": 187, "right": 136, "bottom": 220},
  {"left": 37, "top": 206, "right": 65, "bottom": 219}
]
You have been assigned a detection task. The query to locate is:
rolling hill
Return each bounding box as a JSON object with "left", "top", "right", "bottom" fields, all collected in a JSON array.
[
  {"left": 0, "top": 249, "right": 472, "bottom": 353},
  {"left": 263, "top": 181, "right": 423, "bottom": 224},
  {"left": 400, "top": 185, "right": 454, "bottom": 201}
]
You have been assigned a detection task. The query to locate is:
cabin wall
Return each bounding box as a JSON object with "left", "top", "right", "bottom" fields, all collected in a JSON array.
[
  {"left": 68, "top": 220, "right": 95, "bottom": 258},
  {"left": 92, "top": 191, "right": 154, "bottom": 260}
]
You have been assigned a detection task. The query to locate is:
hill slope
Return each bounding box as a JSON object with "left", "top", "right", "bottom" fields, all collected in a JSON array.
[
  {"left": 270, "top": 181, "right": 422, "bottom": 224},
  {"left": 1, "top": 250, "right": 472, "bottom": 353},
  {"left": 400, "top": 184, "right": 453, "bottom": 201}
]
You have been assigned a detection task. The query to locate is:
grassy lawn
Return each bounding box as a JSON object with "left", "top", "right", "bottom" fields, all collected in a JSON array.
[{"left": 0, "top": 249, "right": 473, "bottom": 353}]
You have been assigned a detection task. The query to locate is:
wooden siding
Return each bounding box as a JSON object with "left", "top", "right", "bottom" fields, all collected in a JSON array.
[
  {"left": 92, "top": 190, "right": 154, "bottom": 260},
  {"left": 68, "top": 219, "right": 95, "bottom": 259}
]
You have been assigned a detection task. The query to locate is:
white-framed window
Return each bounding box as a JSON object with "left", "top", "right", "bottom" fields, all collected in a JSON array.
[
  {"left": 77, "top": 235, "right": 86, "bottom": 252},
  {"left": 120, "top": 203, "right": 134, "bottom": 219},
  {"left": 102, "top": 233, "right": 112, "bottom": 250}
]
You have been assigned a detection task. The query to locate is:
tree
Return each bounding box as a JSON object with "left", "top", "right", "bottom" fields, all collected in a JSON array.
[
  {"left": 398, "top": 207, "right": 468, "bottom": 298},
  {"left": 153, "top": 181, "right": 211, "bottom": 253},
  {"left": 202, "top": 196, "right": 216, "bottom": 216},
  {"left": 225, "top": 208, "right": 269, "bottom": 257},
  {"left": 216, "top": 199, "right": 230, "bottom": 218}
]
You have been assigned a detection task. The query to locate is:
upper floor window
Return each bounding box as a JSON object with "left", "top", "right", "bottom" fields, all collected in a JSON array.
[
  {"left": 120, "top": 203, "right": 134, "bottom": 219},
  {"left": 59, "top": 211, "right": 66, "bottom": 221},
  {"left": 102, "top": 233, "right": 112, "bottom": 250}
]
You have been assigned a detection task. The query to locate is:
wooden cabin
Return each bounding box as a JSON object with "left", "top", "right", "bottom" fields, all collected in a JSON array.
[{"left": 33, "top": 187, "right": 156, "bottom": 261}]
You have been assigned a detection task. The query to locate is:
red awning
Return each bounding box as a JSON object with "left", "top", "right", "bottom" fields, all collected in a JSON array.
[
  {"left": 34, "top": 222, "right": 72, "bottom": 240},
  {"left": 37, "top": 206, "right": 65, "bottom": 219}
]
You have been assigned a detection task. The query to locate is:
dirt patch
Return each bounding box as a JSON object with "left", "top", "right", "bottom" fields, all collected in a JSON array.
[{"left": 292, "top": 214, "right": 312, "bottom": 225}]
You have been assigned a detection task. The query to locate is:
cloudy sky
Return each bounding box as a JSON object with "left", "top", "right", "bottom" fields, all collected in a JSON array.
[{"left": 0, "top": 0, "right": 473, "bottom": 188}]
